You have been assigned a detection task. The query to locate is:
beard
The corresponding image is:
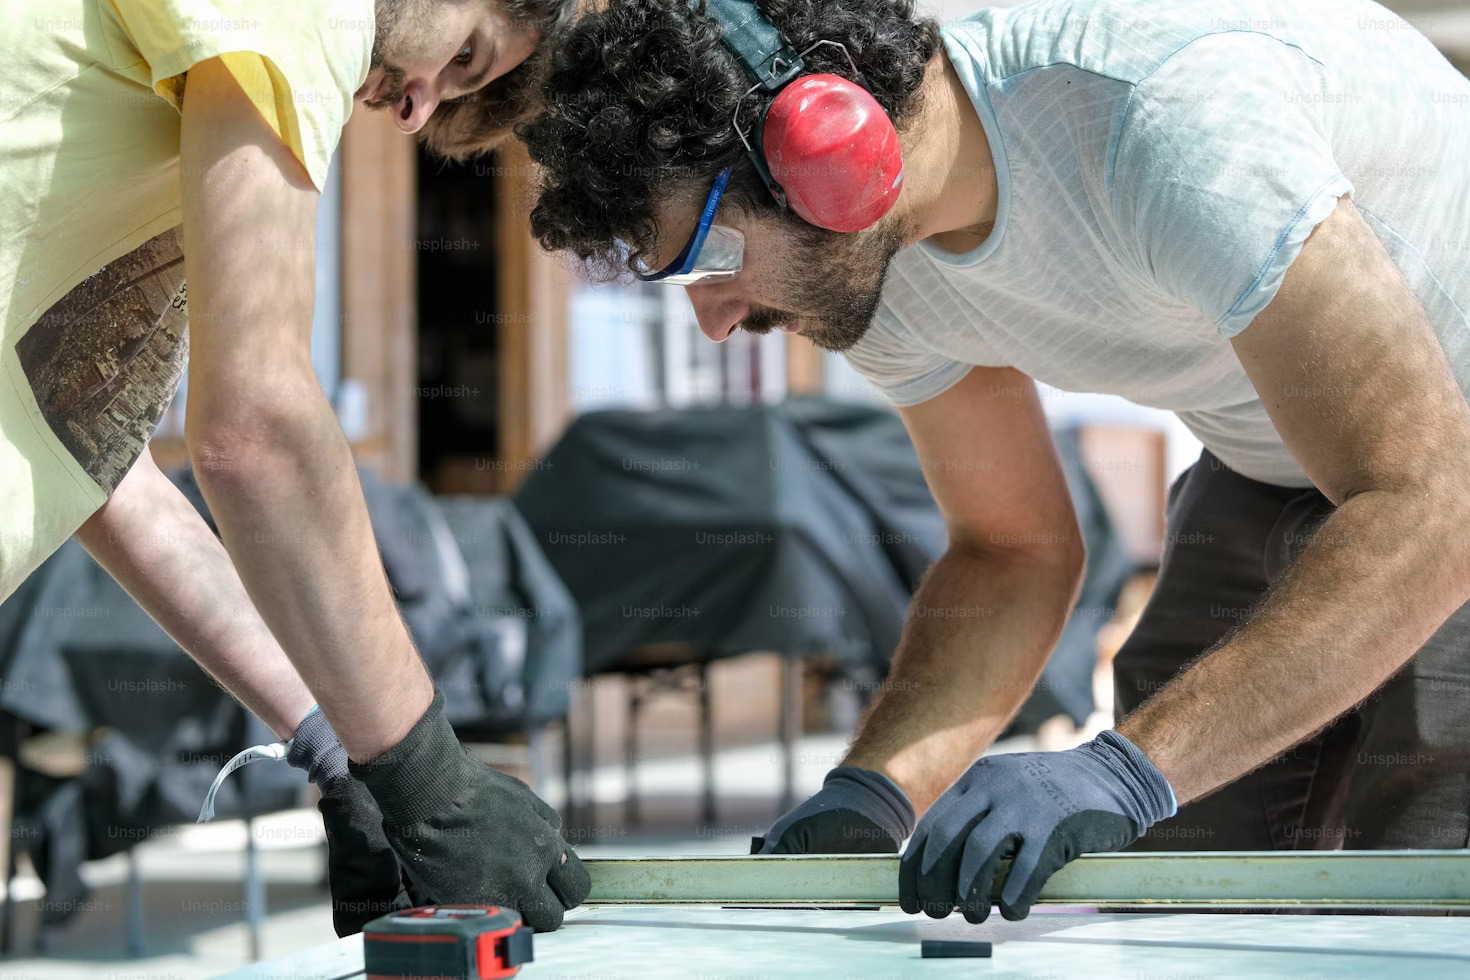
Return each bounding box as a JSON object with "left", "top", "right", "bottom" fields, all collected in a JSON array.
[
  {"left": 365, "top": 0, "right": 440, "bottom": 108},
  {"left": 742, "top": 217, "right": 907, "bottom": 353}
]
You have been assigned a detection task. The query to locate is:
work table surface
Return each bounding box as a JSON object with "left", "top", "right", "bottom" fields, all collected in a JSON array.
[{"left": 215, "top": 904, "right": 1470, "bottom": 979}]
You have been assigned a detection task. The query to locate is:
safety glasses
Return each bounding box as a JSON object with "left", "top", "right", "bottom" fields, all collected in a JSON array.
[{"left": 634, "top": 167, "right": 745, "bottom": 285}]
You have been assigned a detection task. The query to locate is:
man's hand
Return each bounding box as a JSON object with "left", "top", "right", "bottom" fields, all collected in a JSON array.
[
  {"left": 81, "top": 451, "right": 426, "bottom": 936},
  {"left": 899, "top": 732, "right": 1175, "bottom": 922},
  {"left": 315, "top": 777, "right": 425, "bottom": 935},
  {"left": 752, "top": 767, "right": 915, "bottom": 854},
  {"left": 351, "top": 692, "right": 590, "bottom": 932},
  {"left": 287, "top": 708, "right": 424, "bottom": 936}
]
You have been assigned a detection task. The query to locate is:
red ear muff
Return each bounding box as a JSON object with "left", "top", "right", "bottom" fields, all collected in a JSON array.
[{"left": 760, "top": 74, "right": 903, "bottom": 233}]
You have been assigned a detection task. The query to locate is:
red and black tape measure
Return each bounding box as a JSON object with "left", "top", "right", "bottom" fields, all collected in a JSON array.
[{"left": 363, "top": 905, "right": 534, "bottom": 980}]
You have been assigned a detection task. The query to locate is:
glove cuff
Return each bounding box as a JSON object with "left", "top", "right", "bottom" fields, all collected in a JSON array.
[
  {"left": 824, "top": 766, "right": 917, "bottom": 845},
  {"left": 287, "top": 705, "right": 351, "bottom": 791},
  {"left": 1091, "top": 730, "right": 1178, "bottom": 823},
  {"left": 349, "top": 691, "right": 476, "bottom": 826}
]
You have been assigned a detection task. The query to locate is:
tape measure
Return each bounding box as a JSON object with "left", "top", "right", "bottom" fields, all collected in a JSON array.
[{"left": 363, "top": 905, "right": 534, "bottom": 979}]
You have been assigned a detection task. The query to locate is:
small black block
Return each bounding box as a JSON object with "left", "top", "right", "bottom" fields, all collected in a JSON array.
[{"left": 921, "top": 939, "right": 993, "bottom": 958}]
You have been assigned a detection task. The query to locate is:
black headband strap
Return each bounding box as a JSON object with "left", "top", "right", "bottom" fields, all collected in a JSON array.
[{"left": 699, "top": 0, "right": 804, "bottom": 90}]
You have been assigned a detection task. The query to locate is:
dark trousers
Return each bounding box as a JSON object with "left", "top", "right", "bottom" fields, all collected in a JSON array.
[{"left": 1114, "top": 449, "right": 1470, "bottom": 851}]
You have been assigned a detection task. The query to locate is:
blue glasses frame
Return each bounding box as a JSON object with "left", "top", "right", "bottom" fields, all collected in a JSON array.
[{"left": 635, "top": 168, "right": 744, "bottom": 284}]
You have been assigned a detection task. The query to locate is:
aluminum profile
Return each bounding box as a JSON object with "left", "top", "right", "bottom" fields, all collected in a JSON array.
[{"left": 584, "top": 850, "right": 1470, "bottom": 909}]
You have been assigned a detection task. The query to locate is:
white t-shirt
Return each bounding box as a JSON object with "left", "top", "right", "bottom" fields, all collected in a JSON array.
[{"left": 845, "top": 0, "right": 1470, "bottom": 487}]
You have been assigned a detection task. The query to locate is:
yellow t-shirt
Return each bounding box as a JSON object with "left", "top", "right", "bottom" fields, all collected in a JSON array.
[{"left": 0, "top": 0, "right": 372, "bottom": 599}]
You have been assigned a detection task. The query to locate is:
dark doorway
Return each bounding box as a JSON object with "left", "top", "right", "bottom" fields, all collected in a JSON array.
[{"left": 415, "top": 147, "right": 503, "bottom": 488}]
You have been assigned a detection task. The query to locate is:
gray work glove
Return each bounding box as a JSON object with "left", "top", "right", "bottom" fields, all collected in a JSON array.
[
  {"left": 752, "top": 766, "right": 916, "bottom": 854},
  {"left": 900, "top": 730, "right": 1176, "bottom": 922}
]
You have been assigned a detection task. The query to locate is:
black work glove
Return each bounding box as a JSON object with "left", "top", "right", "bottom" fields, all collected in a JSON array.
[
  {"left": 351, "top": 691, "right": 591, "bottom": 932},
  {"left": 752, "top": 766, "right": 916, "bottom": 854},
  {"left": 288, "top": 707, "right": 422, "bottom": 937},
  {"left": 900, "top": 730, "right": 1176, "bottom": 923}
]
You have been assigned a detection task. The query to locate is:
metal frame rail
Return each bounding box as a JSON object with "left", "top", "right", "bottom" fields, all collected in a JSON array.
[{"left": 585, "top": 851, "right": 1470, "bottom": 909}]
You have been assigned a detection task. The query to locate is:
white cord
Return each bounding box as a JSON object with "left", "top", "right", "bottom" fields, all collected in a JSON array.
[{"left": 197, "top": 741, "right": 289, "bottom": 823}]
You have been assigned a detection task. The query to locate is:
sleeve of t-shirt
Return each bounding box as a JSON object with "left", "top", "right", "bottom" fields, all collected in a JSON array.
[
  {"left": 842, "top": 302, "right": 978, "bottom": 407},
  {"left": 1110, "top": 31, "right": 1354, "bottom": 339},
  {"left": 108, "top": 0, "right": 372, "bottom": 191}
]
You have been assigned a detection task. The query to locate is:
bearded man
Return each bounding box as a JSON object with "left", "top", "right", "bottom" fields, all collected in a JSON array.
[
  {"left": 523, "top": 0, "right": 1470, "bottom": 921},
  {"left": 1, "top": 0, "right": 587, "bottom": 935}
]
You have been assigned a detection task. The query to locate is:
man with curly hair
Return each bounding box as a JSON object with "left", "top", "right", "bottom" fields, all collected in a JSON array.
[
  {"left": 524, "top": 0, "right": 1470, "bottom": 921},
  {"left": 2, "top": 0, "right": 586, "bottom": 935}
]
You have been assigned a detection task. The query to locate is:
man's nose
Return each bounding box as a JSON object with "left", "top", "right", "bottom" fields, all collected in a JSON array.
[
  {"left": 394, "top": 79, "right": 441, "bottom": 134},
  {"left": 685, "top": 285, "right": 748, "bottom": 343}
]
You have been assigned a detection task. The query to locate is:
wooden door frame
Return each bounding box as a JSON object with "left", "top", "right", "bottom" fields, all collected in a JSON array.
[
  {"left": 339, "top": 110, "right": 418, "bottom": 481},
  {"left": 493, "top": 141, "right": 572, "bottom": 491}
]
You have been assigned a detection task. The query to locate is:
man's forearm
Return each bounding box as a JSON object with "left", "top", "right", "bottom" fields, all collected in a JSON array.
[
  {"left": 842, "top": 545, "right": 1083, "bottom": 813},
  {"left": 1119, "top": 489, "right": 1470, "bottom": 804},
  {"left": 177, "top": 55, "right": 430, "bottom": 763},
  {"left": 75, "top": 449, "right": 314, "bottom": 738},
  {"left": 188, "top": 387, "right": 432, "bottom": 762}
]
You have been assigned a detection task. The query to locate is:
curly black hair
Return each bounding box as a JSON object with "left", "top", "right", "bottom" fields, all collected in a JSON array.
[
  {"left": 417, "top": 0, "right": 579, "bottom": 161},
  {"left": 520, "top": 0, "right": 941, "bottom": 278}
]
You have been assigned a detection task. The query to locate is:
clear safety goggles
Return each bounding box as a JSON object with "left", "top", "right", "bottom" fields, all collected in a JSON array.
[{"left": 634, "top": 167, "right": 745, "bottom": 285}]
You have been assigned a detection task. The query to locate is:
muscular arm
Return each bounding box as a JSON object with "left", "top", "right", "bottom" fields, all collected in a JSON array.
[
  {"left": 842, "top": 368, "right": 1086, "bottom": 813},
  {"left": 177, "top": 57, "right": 431, "bottom": 760},
  {"left": 75, "top": 449, "right": 315, "bottom": 738},
  {"left": 1119, "top": 195, "right": 1470, "bottom": 803}
]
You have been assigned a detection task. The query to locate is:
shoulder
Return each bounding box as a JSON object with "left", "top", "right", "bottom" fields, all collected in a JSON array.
[{"left": 944, "top": 0, "right": 1343, "bottom": 94}]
